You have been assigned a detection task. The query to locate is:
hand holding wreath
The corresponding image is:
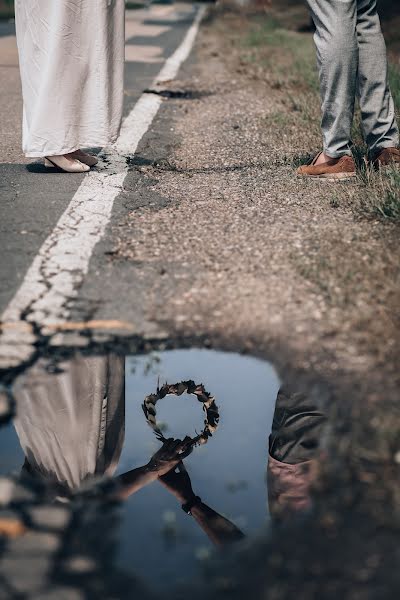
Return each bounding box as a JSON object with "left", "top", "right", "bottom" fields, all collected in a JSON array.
[{"left": 146, "top": 438, "right": 193, "bottom": 477}]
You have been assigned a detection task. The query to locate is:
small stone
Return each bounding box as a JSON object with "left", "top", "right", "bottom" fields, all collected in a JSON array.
[
  {"left": 195, "top": 546, "right": 211, "bottom": 561},
  {"left": 162, "top": 510, "right": 177, "bottom": 524},
  {"left": 0, "top": 478, "right": 36, "bottom": 506},
  {"left": 0, "top": 478, "right": 15, "bottom": 506},
  {"left": 63, "top": 556, "right": 97, "bottom": 574}
]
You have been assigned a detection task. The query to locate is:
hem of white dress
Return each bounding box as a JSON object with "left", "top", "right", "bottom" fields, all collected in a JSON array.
[{"left": 24, "top": 139, "right": 117, "bottom": 158}]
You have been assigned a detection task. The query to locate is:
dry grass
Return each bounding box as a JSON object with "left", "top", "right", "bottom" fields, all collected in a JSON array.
[{"left": 235, "top": 3, "right": 400, "bottom": 222}]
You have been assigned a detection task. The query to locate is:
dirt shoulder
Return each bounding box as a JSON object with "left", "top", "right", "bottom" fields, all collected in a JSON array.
[
  {"left": 107, "top": 9, "right": 400, "bottom": 594},
  {"left": 113, "top": 7, "right": 400, "bottom": 407}
]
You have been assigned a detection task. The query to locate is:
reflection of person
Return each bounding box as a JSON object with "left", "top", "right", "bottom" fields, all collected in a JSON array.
[
  {"left": 13, "top": 356, "right": 192, "bottom": 499},
  {"left": 159, "top": 462, "right": 244, "bottom": 546},
  {"left": 267, "top": 386, "right": 326, "bottom": 520},
  {"left": 297, "top": 0, "right": 400, "bottom": 180},
  {"left": 13, "top": 355, "right": 126, "bottom": 496},
  {"left": 13, "top": 356, "right": 243, "bottom": 547},
  {"left": 14, "top": 0, "right": 125, "bottom": 173}
]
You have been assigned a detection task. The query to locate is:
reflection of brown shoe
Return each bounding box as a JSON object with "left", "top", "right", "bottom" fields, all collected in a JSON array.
[
  {"left": 372, "top": 147, "right": 400, "bottom": 169},
  {"left": 297, "top": 152, "right": 356, "bottom": 181}
]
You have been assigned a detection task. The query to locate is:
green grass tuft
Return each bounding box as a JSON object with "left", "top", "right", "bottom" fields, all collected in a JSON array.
[{"left": 362, "top": 168, "right": 400, "bottom": 221}]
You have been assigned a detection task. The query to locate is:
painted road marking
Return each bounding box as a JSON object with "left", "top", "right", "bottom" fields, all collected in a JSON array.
[{"left": 0, "top": 6, "right": 206, "bottom": 369}]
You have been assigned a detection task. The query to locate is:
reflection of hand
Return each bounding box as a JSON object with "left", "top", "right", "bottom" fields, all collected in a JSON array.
[
  {"left": 159, "top": 462, "right": 195, "bottom": 504},
  {"left": 146, "top": 438, "right": 193, "bottom": 477}
]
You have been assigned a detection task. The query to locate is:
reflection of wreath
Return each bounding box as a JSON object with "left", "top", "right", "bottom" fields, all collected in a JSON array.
[{"left": 142, "top": 380, "right": 220, "bottom": 447}]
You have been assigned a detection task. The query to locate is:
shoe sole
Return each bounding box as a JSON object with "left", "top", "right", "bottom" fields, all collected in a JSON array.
[
  {"left": 44, "top": 158, "right": 90, "bottom": 173},
  {"left": 297, "top": 172, "right": 357, "bottom": 182}
]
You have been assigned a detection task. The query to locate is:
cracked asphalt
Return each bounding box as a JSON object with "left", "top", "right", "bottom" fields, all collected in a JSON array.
[{"left": 0, "top": 3, "right": 198, "bottom": 320}]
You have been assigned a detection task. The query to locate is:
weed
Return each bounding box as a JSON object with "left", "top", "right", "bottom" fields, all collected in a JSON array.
[
  {"left": 359, "top": 168, "right": 400, "bottom": 221},
  {"left": 291, "top": 153, "right": 314, "bottom": 168},
  {"left": 244, "top": 16, "right": 318, "bottom": 93},
  {"left": 330, "top": 195, "right": 340, "bottom": 209}
]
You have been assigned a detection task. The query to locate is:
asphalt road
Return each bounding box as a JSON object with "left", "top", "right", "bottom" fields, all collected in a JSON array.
[{"left": 0, "top": 3, "right": 198, "bottom": 324}]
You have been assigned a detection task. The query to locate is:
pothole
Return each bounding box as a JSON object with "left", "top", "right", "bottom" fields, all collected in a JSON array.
[{"left": 0, "top": 345, "right": 330, "bottom": 595}]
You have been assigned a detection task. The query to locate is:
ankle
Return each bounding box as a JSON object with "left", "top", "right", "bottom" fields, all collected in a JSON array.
[
  {"left": 316, "top": 152, "right": 348, "bottom": 166},
  {"left": 315, "top": 152, "right": 335, "bottom": 166}
]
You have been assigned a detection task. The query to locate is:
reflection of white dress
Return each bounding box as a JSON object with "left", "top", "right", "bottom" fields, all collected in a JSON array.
[
  {"left": 15, "top": 0, "right": 125, "bottom": 157},
  {"left": 13, "top": 355, "right": 125, "bottom": 492}
]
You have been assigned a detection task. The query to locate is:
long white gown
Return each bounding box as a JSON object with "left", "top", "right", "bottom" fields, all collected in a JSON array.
[
  {"left": 13, "top": 354, "right": 125, "bottom": 494},
  {"left": 15, "top": 0, "right": 125, "bottom": 158}
]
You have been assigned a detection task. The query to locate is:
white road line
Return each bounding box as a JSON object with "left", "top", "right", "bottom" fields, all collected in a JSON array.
[
  {"left": 0, "top": 6, "right": 206, "bottom": 368},
  {"left": 156, "top": 7, "right": 205, "bottom": 84}
]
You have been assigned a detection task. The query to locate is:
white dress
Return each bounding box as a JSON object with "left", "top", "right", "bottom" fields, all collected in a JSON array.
[
  {"left": 15, "top": 0, "right": 125, "bottom": 157},
  {"left": 13, "top": 355, "right": 125, "bottom": 493}
]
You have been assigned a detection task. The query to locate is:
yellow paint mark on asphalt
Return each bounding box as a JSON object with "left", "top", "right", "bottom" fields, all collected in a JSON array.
[
  {"left": 1, "top": 319, "right": 135, "bottom": 333},
  {"left": 0, "top": 519, "right": 27, "bottom": 538},
  {"left": 44, "top": 320, "right": 136, "bottom": 332},
  {"left": 0, "top": 322, "right": 33, "bottom": 333}
]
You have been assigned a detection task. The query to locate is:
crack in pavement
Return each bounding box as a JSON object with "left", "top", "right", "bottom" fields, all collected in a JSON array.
[
  {"left": 0, "top": 6, "right": 206, "bottom": 370},
  {"left": 0, "top": 152, "right": 130, "bottom": 368}
]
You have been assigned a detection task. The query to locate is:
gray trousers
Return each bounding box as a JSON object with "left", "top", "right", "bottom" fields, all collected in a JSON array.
[{"left": 307, "top": 0, "right": 399, "bottom": 157}]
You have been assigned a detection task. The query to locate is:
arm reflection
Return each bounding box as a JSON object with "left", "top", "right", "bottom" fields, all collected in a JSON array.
[
  {"left": 159, "top": 462, "right": 245, "bottom": 546},
  {"left": 12, "top": 355, "right": 244, "bottom": 548}
]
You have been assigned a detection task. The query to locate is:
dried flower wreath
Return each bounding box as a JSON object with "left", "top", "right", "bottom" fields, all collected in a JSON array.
[{"left": 142, "top": 380, "right": 220, "bottom": 447}]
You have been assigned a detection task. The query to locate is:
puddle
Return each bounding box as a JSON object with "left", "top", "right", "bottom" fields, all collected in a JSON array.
[
  {"left": 0, "top": 347, "right": 332, "bottom": 597},
  {"left": 0, "top": 344, "right": 396, "bottom": 599}
]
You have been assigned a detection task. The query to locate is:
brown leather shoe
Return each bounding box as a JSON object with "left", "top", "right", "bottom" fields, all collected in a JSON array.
[
  {"left": 372, "top": 147, "right": 400, "bottom": 169},
  {"left": 297, "top": 152, "right": 356, "bottom": 181}
]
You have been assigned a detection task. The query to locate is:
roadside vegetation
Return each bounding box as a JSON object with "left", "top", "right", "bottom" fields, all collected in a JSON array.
[
  {"left": 0, "top": 0, "right": 13, "bottom": 19},
  {"left": 236, "top": 0, "right": 400, "bottom": 222}
]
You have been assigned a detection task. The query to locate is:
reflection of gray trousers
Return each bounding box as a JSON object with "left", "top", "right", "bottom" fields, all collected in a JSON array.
[{"left": 307, "top": 0, "right": 399, "bottom": 157}]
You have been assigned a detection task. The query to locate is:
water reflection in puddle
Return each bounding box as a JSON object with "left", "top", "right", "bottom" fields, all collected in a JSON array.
[
  {"left": 0, "top": 348, "right": 327, "bottom": 596},
  {"left": 119, "top": 350, "right": 279, "bottom": 588}
]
